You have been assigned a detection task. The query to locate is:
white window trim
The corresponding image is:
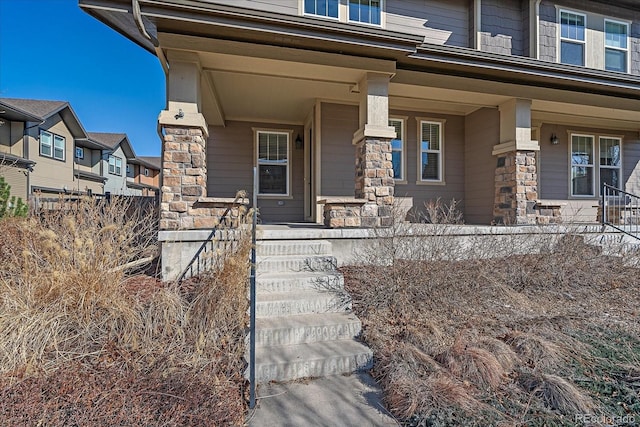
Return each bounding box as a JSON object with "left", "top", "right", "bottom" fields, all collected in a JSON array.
[
  {"left": 108, "top": 155, "right": 122, "bottom": 176},
  {"left": 75, "top": 147, "right": 84, "bottom": 160},
  {"left": 557, "top": 9, "right": 587, "bottom": 67},
  {"left": 144, "top": 168, "right": 149, "bottom": 177},
  {"left": 299, "top": 0, "right": 385, "bottom": 27},
  {"left": 53, "top": 135, "right": 65, "bottom": 161},
  {"left": 254, "top": 128, "right": 293, "bottom": 198},
  {"left": 416, "top": 118, "right": 446, "bottom": 185},
  {"left": 39, "top": 130, "right": 52, "bottom": 158},
  {"left": 300, "top": 0, "right": 340, "bottom": 20},
  {"left": 568, "top": 132, "right": 627, "bottom": 198},
  {"left": 598, "top": 135, "right": 623, "bottom": 194},
  {"left": 604, "top": 18, "right": 630, "bottom": 73},
  {"left": 389, "top": 116, "right": 407, "bottom": 184}
]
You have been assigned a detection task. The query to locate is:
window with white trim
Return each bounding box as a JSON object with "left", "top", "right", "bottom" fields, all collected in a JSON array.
[
  {"left": 39, "top": 130, "right": 65, "bottom": 161},
  {"left": 389, "top": 118, "right": 404, "bottom": 181},
  {"left": 144, "top": 168, "right": 149, "bottom": 177},
  {"left": 348, "top": 0, "right": 381, "bottom": 25},
  {"left": 75, "top": 147, "right": 84, "bottom": 160},
  {"left": 419, "top": 121, "right": 443, "bottom": 182},
  {"left": 559, "top": 10, "right": 586, "bottom": 66},
  {"left": 599, "top": 137, "right": 621, "bottom": 191},
  {"left": 570, "top": 134, "right": 594, "bottom": 196},
  {"left": 40, "top": 130, "right": 52, "bottom": 157},
  {"left": 108, "top": 155, "right": 122, "bottom": 175},
  {"left": 257, "top": 131, "right": 289, "bottom": 195},
  {"left": 304, "top": 0, "right": 338, "bottom": 18},
  {"left": 605, "top": 20, "right": 628, "bottom": 72}
]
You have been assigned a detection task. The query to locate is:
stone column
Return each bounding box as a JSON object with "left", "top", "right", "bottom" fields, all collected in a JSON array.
[
  {"left": 160, "top": 125, "right": 207, "bottom": 230},
  {"left": 493, "top": 151, "right": 537, "bottom": 225},
  {"left": 492, "top": 99, "right": 539, "bottom": 225},
  {"left": 354, "top": 137, "right": 395, "bottom": 227}
]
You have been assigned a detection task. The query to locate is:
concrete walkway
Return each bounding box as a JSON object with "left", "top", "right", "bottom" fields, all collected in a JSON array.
[{"left": 247, "top": 373, "right": 398, "bottom": 427}]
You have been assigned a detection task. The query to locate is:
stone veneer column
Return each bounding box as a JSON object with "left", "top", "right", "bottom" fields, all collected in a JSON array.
[
  {"left": 354, "top": 137, "right": 395, "bottom": 227},
  {"left": 160, "top": 126, "right": 207, "bottom": 230},
  {"left": 493, "top": 150, "right": 537, "bottom": 225}
]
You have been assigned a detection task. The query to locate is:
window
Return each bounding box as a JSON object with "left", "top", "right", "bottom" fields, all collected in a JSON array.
[
  {"left": 144, "top": 168, "right": 149, "bottom": 177},
  {"left": 126, "top": 164, "right": 131, "bottom": 174},
  {"left": 389, "top": 118, "right": 404, "bottom": 181},
  {"left": 39, "top": 130, "right": 65, "bottom": 160},
  {"left": 559, "top": 10, "right": 586, "bottom": 66},
  {"left": 599, "top": 137, "right": 621, "bottom": 191},
  {"left": 257, "top": 131, "right": 289, "bottom": 195},
  {"left": 349, "top": 0, "right": 381, "bottom": 25},
  {"left": 419, "top": 120, "right": 443, "bottom": 182},
  {"left": 108, "top": 155, "right": 122, "bottom": 175},
  {"left": 53, "top": 135, "right": 65, "bottom": 160},
  {"left": 571, "top": 135, "right": 594, "bottom": 196},
  {"left": 304, "top": 0, "right": 338, "bottom": 18},
  {"left": 75, "top": 147, "right": 84, "bottom": 160},
  {"left": 40, "top": 130, "right": 52, "bottom": 157},
  {"left": 605, "top": 20, "right": 628, "bottom": 72}
]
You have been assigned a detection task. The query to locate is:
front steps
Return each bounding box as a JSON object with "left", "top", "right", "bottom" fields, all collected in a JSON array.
[{"left": 248, "top": 239, "right": 372, "bottom": 383}]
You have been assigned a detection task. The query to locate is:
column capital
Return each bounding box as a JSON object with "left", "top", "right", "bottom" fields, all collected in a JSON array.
[{"left": 158, "top": 110, "right": 209, "bottom": 138}]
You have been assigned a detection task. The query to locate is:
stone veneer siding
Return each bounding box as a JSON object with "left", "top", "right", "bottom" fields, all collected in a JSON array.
[
  {"left": 160, "top": 126, "right": 245, "bottom": 230},
  {"left": 324, "top": 137, "right": 394, "bottom": 228},
  {"left": 493, "top": 150, "right": 537, "bottom": 225}
]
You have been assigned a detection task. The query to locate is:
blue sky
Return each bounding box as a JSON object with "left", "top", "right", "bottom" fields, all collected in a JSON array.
[{"left": 0, "top": 0, "right": 165, "bottom": 156}]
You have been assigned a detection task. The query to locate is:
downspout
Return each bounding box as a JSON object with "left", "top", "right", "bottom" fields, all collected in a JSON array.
[
  {"left": 475, "top": 0, "right": 482, "bottom": 50},
  {"left": 531, "top": 0, "right": 542, "bottom": 60}
]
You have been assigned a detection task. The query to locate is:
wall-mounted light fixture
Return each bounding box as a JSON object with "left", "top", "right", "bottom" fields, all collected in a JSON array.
[
  {"left": 295, "top": 134, "right": 303, "bottom": 150},
  {"left": 550, "top": 134, "right": 559, "bottom": 145}
]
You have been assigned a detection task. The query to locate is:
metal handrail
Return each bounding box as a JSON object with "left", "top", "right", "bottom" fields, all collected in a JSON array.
[
  {"left": 601, "top": 183, "right": 640, "bottom": 240},
  {"left": 176, "top": 191, "right": 248, "bottom": 283}
]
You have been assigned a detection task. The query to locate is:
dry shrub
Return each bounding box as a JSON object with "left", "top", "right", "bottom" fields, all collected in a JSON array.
[
  {"left": 519, "top": 373, "right": 595, "bottom": 415},
  {"left": 436, "top": 336, "right": 507, "bottom": 391},
  {"left": 0, "top": 196, "right": 250, "bottom": 425},
  {"left": 502, "top": 331, "right": 568, "bottom": 371}
]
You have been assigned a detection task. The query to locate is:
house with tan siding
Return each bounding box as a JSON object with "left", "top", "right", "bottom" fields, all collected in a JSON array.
[
  {"left": 80, "top": 0, "right": 640, "bottom": 228},
  {"left": 127, "top": 155, "right": 161, "bottom": 196}
]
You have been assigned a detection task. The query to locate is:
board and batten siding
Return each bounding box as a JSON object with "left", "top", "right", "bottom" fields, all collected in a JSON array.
[
  {"left": 464, "top": 108, "right": 500, "bottom": 225},
  {"left": 538, "top": 0, "right": 640, "bottom": 75},
  {"left": 480, "top": 0, "right": 528, "bottom": 56},
  {"left": 206, "top": 120, "right": 305, "bottom": 223},
  {"left": 386, "top": 0, "right": 469, "bottom": 47}
]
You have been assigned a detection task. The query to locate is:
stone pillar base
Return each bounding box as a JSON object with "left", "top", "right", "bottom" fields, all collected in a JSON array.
[
  {"left": 320, "top": 198, "right": 393, "bottom": 228},
  {"left": 493, "top": 150, "right": 537, "bottom": 225}
]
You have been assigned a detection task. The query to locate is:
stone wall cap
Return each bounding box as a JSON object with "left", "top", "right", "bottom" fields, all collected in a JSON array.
[
  {"left": 318, "top": 197, "right": 368, "bottom": 205},
  {"left": 196, "top": 197, "right": 250, "bottom": 205},
  {"left": 535, "top": 199, "right": 568, "bottom": 207}
]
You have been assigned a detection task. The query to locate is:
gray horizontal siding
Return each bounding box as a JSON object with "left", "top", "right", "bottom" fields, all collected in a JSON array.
[
  {"left": 387, "top": 0, "right": 469, "bottom": 47},
  {"left": 207, "top": 120, "right": 305, "bottom": 223},
  {"left": 320, "top": 102, "right": 358, "bottom": 198},
  {"left": 539, "top": 124, "right": 640, "bottom": 199},
  {"left": 390, "top": 109, "right": 465, "bottom": 222},
  {"left": 464, "top": 108, "right": 499, "bottom": 225}
]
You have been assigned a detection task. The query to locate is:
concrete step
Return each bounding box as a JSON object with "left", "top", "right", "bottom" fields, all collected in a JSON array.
[
  {"left": 256, "top": 290, "right": 350, "bottom": 318},
  {"left": 254, "top": 312, "right": 362, "bottom": 347},
  {"left": 256, "top": 240, "right": 333, "bottom": 257},
  {"left": 256, "top": 271, "right": 345, "bottom": 293},
  {"left": 256, "top": 255, "right": 337, "bottom": 274},
  {"left": 247, "top": 339, "right": 373, "bottom": 383}
]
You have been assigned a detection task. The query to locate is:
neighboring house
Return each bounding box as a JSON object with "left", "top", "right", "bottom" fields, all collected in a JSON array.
[
  {"left": 88, "top": 132, "right": 139, "bottom": 196},
  {"left": 80, "top": 0, "right": 640, "bottom": 228},
  {"left": 127, "top": 155, "right": 161, "bottom": 196},
  {"left": 0, "top": 98, "right": 106, "bottom": 201}
]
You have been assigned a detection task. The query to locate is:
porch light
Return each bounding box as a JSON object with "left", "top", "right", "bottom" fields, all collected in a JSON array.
[
  {"left": 550, "top": 134, "right": 559, "bottom": 145},
  {"left": 295, "top": 134, "right": 303, "bottom": 150}
]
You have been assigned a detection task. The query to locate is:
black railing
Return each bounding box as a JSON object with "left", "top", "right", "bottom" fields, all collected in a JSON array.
[
  {"left": 176, "top": 191, "right": 248, "bottom": 283},
  {"left": 601, "top": 183, "right": 640, "bottom": 240}
]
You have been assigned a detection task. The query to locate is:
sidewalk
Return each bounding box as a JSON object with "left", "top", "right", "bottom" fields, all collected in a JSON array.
[{"left": 247, "top": 373, "right": 398, "bottom": 427}]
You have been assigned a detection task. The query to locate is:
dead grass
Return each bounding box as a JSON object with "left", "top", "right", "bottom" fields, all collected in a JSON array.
[
  {"left": 343, "top": 202, "right": 640, "bottom": 426},
  {"left": 0, "top": 197, "right": 250, "bottom": 426}
]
